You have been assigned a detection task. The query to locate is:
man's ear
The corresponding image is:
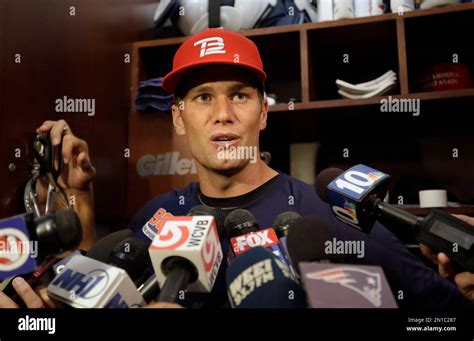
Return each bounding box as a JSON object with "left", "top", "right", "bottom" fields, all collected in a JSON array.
[
  {"left": 259, "top": 95, "right": 269, "bottom": 131},
  {"left": 172, "top": 102, "right": 186, "bottom": 136}
]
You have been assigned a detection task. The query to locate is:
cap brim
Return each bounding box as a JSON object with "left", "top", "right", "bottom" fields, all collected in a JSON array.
[{"left": 162, "top": 61, "right": 266, "bottom": 94}]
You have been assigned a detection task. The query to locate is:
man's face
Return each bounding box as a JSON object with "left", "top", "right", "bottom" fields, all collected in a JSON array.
[{"left": 171, "top": 65, "right": 268, "bottom": 175}]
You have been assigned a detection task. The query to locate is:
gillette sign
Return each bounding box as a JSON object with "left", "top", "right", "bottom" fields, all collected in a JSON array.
[
  {"left": 149, "top": 216, "right": 223, "bottom": 292},
  {"left": 137, "top": 152, "right": 197, "bottom": 176}
]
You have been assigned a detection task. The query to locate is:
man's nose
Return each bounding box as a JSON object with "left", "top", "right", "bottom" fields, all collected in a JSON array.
[{"left": 212, "top": 96, "right": 235, "bottom": 125}]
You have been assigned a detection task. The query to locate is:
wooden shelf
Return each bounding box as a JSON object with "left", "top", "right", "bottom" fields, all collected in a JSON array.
[
  {"left": 268, "top": 88, "right": 474, "bottom": 112},
  {"left": 132, "top": 3, "right": 474, "bottom": 47}
]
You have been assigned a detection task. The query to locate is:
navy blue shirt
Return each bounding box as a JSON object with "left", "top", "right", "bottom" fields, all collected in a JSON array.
[{"left": 129, "top": 172, "right": 467, "bottom": 310}]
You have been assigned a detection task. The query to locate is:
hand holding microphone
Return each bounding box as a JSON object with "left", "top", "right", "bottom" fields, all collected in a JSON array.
[
  {"left": 420, "top": 214, "right": 474, "bottom": 301},
  {"left": 316, "top": 164, "right": 474, "bottom": 272}
]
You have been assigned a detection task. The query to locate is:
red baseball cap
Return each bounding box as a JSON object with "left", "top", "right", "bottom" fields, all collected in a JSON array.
[{"left": 162, "top": 28, "right": 266, "bottom": 94}]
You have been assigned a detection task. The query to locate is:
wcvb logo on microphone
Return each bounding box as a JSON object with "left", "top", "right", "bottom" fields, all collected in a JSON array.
[
  {"left": 0, "top": 229, "right": 30, "bottom": 271},
  {"left": 149, "top": 217, "right": 193, "bottom": 250},
  {"left": 201, "top": 222, "right": 219, "bottom": 272}
]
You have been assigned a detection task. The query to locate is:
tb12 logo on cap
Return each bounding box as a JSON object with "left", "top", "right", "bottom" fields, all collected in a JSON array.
[{"left": 194, "top": 37, "right": 226, "bottom": 57}]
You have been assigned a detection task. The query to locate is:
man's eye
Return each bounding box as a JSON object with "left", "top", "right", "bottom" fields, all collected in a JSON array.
[
  {"left": 233, "top": 93, "right": 248, "bottom": 102},
  {"left": 196, "top": 94, "right": 210, "bottom": 102}
]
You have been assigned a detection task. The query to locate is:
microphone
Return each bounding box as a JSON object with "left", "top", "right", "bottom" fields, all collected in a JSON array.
[
  {"left": 273, "top": 211, "right": 301, "bottom": 239},
  {"left": 317, "top": 165, "right": 474, "bottom": 272},
  {"left": 225, "top": 246, "right": 307, "bottom": 308},
  {"left": 286, "top": 216, "right": 397, "bottom": 308},
  {"left": 47, "top": 231, "right": 149, "bottom": 308},
  {"left": 187, "top": 205, "right": 227, "bottom": 239},
  {"left": 0, "top": 208, "right": 82, "bottom": 280},
  {"left": 148, "top": 213, "right": 223, "bottom": 303},
  {"left": 47, "top": 254, "right": 145, "bottom": 308},
  {"left": 225, "top": 209, "right": 288, "bottom": 266},
  {"left": 138, "top": 205, "right": 227, "bottom": 304}
]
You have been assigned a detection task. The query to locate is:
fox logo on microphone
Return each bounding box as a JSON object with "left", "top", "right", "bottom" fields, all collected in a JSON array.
[
  {"left": 149, "top": 216, "right": 223, "bottom": 292},
  {"left": 231, "top": 228, "right": 279, "bottom": 255}
]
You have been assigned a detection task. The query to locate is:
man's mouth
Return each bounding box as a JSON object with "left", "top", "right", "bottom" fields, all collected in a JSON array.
[{"left": 210, "top": 133, "right": 241, "bottom": 147}]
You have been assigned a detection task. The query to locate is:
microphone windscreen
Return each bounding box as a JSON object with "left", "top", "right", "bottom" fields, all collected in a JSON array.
[
  {"left": 108, "top": 237, "right": 150, "bottom": 282},
  {"left": 52, "top": 208, "right": 83, "bottom": 250},
  {"left": 273, "top": 211, "right": 301, "bottom": 237},
  {"left": 315, "top": 168, "right": 344, "bottom": 203},
  {"left": 224, "top": 209, "right": 258, "bottom": 237},
  {"left": 226, "top": 247, "right": 307, "bottom": 308},
  {"left": 286, "top": 216, "right": 342, "bottom": 270},
  {"left": 86, "top": 229, "right": 134, "bottom": 262}
]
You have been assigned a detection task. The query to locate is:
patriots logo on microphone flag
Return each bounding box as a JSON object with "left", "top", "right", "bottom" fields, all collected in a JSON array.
[
  {"left": 299, "top": 262, "right": 398, "bottom": 308},
  {"left": 306, "top": 267, "right": 382, "bottom": 307}
]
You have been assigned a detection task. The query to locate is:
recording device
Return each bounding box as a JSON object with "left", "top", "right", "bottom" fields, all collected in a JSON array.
[
  {"left": 149, "top": 213, "right": 223, "bottom": 303},
  {"left": 47, "top": 230, "right": 148, "bottom": 308},
  {"left": 316, "top": 165, "right": 474, "bottom": 272},
  {"left": 224, "top": 209, "right": 289, "bottom": 266},
  {"left": 226, "top": 246, "right": 307, "bottom": 308},
  {"left": 0, "top": 208, "right": 82, "bottom": 280}
]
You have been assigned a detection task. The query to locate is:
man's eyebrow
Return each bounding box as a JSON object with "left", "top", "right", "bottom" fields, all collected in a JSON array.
[
  {"left": 227, "top": 83, "right": 254, "bottom": 93},
  {"left": 190, "top": 85, "right": 213, "bottom": 94}
]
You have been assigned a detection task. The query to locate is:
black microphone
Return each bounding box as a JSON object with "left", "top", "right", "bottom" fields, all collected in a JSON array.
[
  {"left": 225, "top": 209, "right": 288, "bottom": 265},
  {"left": 225, "top": 246, "right": 307, "bottom": 308},
  {"left": 316, "top": 165, "right": 474, "bottom": 272},
  {"left": 224, "top": 209, "right": 260, "bottom": 239},
  {"left": 273, "top": 211, "right": 301, "bottom": 239}
]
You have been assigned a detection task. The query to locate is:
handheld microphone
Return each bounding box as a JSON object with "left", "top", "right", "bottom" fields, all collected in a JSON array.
[
  {"left": 47, "top": 254, "right": 145, "bottom": 308},
  {"left": 225, "top": 209, "right": 288, "bottom": 266},
  {"left": 286, "top": 216, "right": 397, "bottom": 308},
  {"left": 148, "top": 214, "right": 223, "bottom": 303},
  {"left": 226, "top": 246, "right": 307, "bottom": 308},
  {"left": 47, "top": 231, "right": 149, "bottom": 308},
  {"left": 0, "top": 208, "right": 82, "bottom": 280},
  {"left": 139, "top": 205, "right": 226, "bottom": 304},
  {"left": 317, "top": 165, "right": 474, "bottom": 272}
]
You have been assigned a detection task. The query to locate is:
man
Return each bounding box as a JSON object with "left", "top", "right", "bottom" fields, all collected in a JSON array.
[{"left": 0, "top": 28, "right": 469, "bottom": 309}]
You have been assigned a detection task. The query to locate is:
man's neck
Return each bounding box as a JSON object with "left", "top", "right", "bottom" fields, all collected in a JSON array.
[{"left": 197, "top": 160, "right": 278, "bottom": 198}]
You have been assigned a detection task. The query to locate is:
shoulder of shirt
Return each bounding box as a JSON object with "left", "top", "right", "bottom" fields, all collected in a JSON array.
[
  {"left": 128, "top": 181, "right": 199, "bottom": 229},
  {"left": 278, "top": 172, "right": 319, "bottom": 197}
]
